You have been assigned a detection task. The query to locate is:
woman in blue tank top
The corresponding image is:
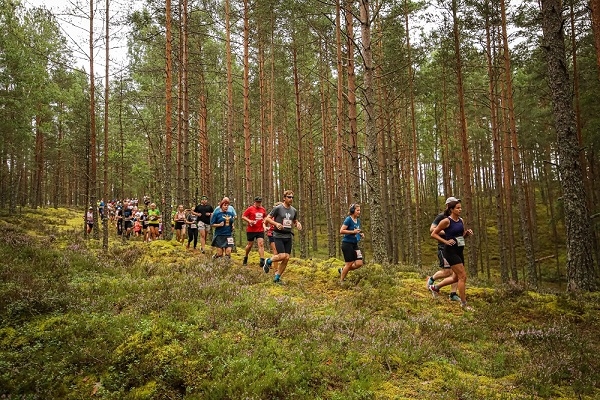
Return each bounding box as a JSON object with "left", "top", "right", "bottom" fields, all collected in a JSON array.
[{"left": 430, "top": 199, "right": 474, "bottom": 310}]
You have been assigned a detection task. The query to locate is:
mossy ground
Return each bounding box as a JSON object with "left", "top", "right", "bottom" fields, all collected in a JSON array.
[{"left": 0, "top": 208, "right": 598, "bottom": 399}]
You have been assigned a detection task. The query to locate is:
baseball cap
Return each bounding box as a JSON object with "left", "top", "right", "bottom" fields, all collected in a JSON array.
[
  {"left": 254, "top": 196, "right": 262, "bottom": 202},
  {"left": 445, "top": 196, "right": 460, "bottom": 205}
]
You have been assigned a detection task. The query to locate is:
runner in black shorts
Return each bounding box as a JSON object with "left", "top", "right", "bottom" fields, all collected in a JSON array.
[
  {"left": 426, "top": 197, "right": 460, "bottom": 301},
  {"left": 339, "top": 204, "right": 365, "bottom": 282},
  {"left": 430, "top": 199, "right": 474, "bottom": 310}
]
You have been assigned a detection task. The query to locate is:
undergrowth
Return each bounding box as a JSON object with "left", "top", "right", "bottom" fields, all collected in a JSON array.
[{"left": 0, "top": 208, "right": 598, "bottom": 399}]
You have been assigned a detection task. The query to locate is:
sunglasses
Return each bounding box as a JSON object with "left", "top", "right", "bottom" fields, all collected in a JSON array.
[{"left": 286, "top": 196, "right": 294, "bottom": 199}]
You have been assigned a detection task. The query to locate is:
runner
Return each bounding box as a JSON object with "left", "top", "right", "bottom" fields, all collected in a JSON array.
[
  {"left": 185, "top": 208, "right": 199, "bottom": 250},
  {"left": 426, "top": 197, "right": 460, "bottom": 301},
  {"left": 173, "top": 205, "right": 187, "bottom": 244},
  {"left": 122, "top": 201, "right": 134, "bottom": 239},
  {"left": 193, "top": 196, "right": 213, "bottom": 253},
  {"left": 241, "top": 196, "right": 267, "bottom": 267},
  {"left": 430, "top": 199, "right": 474, "bottom": 310},
  {"left": 210, "top": 197, "right": 236, "bottom": 259},
  {"left": 263, "top": 190, "right": 302, "bottom": 284},
  {"left": 339, "top": 203, "right": 365, "bottom": 282},
  {"left": 85, "top": 206, "right": 94, "bottom": 234},
  {"left": 147, "top": 203, "right": 161, "bottom": 241}
]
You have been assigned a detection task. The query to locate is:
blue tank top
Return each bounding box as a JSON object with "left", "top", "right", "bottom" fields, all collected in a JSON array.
[{"left": 444, "top": 217, "right": 464, "bottom": 241}]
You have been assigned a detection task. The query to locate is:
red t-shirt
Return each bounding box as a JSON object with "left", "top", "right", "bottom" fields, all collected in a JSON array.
[{"left": 243, "top": 205, "right": 267, "bottom": 233}]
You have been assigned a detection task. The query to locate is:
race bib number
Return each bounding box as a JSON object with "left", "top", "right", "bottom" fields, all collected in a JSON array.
[
  {"left": 282, "top": 218, "right": 292, "bottom": 228},
  {"left": 191, "top": 224, "right": 197, "bottom": 229},
  {"left": 356, "top": 249, "right": 363, "bottom": 259},
  {"left": 256, "top": 212, "right": 263, "bottom": 220},
  {"left": 456, "top": 236, "right": 465, "bottom": 247},
  {"left": 227, "top": 237, "right": 234, "bottom": 245}
]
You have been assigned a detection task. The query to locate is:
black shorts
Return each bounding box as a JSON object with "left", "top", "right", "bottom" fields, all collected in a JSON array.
[
  {"left": 273, "top": 237, "right": 293, "bottom": 254},
  {"left": 175, "top": 221, "right": 185, "bottom": 230},
  {"left": 443, "top": 245, "right": 464, "bottom": 266},
  {"left": 212, "top": 235, "right": 234, "bottom": 249},
  {"left": 87, "top": 223, "right": 94, "bottom": 229},
  {"left": 341, "top": 241, "right": 362, "bottom": 262},
  {"left": 268, "top": 235, "right": 275, "bottom": 244},
  {"left": 246, "top": 231, "right": 264, "bottom": 242},
  {"left": 124, "top": 220, "right": 133, "bottom": 229},
  {"left": 438, "top": 248, "right": 450, "bottom": 269}
]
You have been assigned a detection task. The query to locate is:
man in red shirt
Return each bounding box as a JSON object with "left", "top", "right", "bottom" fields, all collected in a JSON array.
[{"left": 242, "top": 196, "right": 267, "bottom": 267}]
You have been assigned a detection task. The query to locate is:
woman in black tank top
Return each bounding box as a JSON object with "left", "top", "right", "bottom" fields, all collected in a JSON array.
[{"left": 430, "top": 200, "right": 474, "bottom": 310}]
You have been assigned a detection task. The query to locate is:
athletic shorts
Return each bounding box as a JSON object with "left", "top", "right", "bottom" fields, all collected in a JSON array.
[
  {"left": 87, "top": 223, "right": 94, "bottom": 229},
  {"left": 341, "top": 241, "right": 362, "bottom": 263},
  {"left": 246, "top": 231, "right": 264, "bottom": 242},
  {"left": 273, "top": 237, "right": 293, "bottom": 254},
  {"left": 268, "top": 234, "right": 275, "bottom": 244},
  {"left": 443, "top": 244, "right": 465, "bottom": 267},
  {"left": 212, "top": 235, "right": 234, "bottom": 249},
  {"left": 124, "top": 220, "right": 133, "bottom": 229},
  {"left": 198, "top": 221, "right": 209, "bottom": 231},
  {"left": 175, "top": 221, "right": 185, "bottom": 230},
  {"left": 438, "top": 248, "right": 451, "bottom": 269}
]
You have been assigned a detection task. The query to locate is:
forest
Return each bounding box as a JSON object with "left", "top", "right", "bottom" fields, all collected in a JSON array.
[{"left": 2, "top": 0, "right": 600, "bottom": 290}]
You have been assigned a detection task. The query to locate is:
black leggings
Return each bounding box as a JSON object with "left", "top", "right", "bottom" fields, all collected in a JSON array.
[{"left": 188, "top": 228, "right": 198, "bottom": 248}]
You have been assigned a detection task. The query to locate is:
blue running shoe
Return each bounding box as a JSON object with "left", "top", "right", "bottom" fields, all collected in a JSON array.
[
  {"left": 426, "top": 276, "right": 434, "bottom": 288},
  {"left": 263, "top": 258, "right": 272, "bottom": 273},
  {"left": 449, "top": 293, "right": 460, "bottom": 302}
]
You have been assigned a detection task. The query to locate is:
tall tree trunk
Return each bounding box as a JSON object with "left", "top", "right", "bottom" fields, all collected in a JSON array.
[
  {"left": 541, "top": 0, "right": 598, "bottom": 291},
  {"left": 590, "top": 0, "right": 600, "bottom": 81},
  {"left": 405, "top": 2, "right": 421, "bottom": 266},
  {"left": 359, "top": 0, "right": 384, "bottom": 263},
  {"left": 345, "top": 0, "right": 360, "bottom": 202},
  {"left": 225, "top": 0, "right": 234, "bottom": 196},
  {"left": 335, "top": 0, "right": 346, "bottom": 231},
  {"left": 319, "top": 41, "right": 336, "bottom": 257},
  {"left": 33, "top": 113, "right": 43, "bottom": 208},
  {"left": 501, "top": 0, "right": 536, "bottom": 285},
  {"left": 164, "top": 0, "right": 173, "bottom": 240},
  {"left": 182, "top": 0, "right": 190, "bottom": 206},
  {"left": 89, "top": 0, "right": 98, "bottom": 238},
  {"left": 451, "top": 0, "right": 475, "bottom": 275},
  {"left": 198, "top": 52, "right": 210, "bottom": 199},
  {"left": 243, "top": 0, "right": 251, "bottom": 202},
  {"left": 292, "top": 43, "right": 307, "bottom": 258},
  {"left": 485, "top": 8, "right": 508, "bottom": 282},
  {"left": 103, "top": 0, "right": 109, "bottom": 250}
]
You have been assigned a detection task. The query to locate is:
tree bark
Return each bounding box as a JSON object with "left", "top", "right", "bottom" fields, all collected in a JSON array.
[
  {"left": 164, "top": 0, "right": 173, "bottom": 240},
  {"left": 541, "top": 0, "right": 598, "bottom": 291}
]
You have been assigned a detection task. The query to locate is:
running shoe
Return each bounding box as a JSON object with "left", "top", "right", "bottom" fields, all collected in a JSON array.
[
  {"left": 426, "top": 276, "right": 435, "bottom": 288},
  {"left": 338, "top": 268, "right": 342, "bottom": 275},
  {"left": 428, "top": 285, "right": 440, "bottom": 298},
  {"left": 260, "top": 258, "right": 265, "bottom": 268},
  {"left": 263, "top": 258, "right": 271, "bottom": 273},
  {"left": 449, "top": 293, "right": 461, "bottom": 302},
  {"left": 243, "top": 256, "right": 248, "bottom": 266}
]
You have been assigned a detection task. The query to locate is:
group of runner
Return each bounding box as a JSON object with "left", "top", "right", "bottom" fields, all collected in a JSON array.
[{"left": 87, "top": 193, "right": 473, "bottom": 302}]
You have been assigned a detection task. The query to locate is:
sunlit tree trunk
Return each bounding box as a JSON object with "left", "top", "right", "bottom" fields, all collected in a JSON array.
[{"left": 541, "top": 0, "right": 597, "bottom": 291}]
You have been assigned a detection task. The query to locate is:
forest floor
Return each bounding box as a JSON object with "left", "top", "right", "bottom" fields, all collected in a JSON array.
[{"left": 0, "top": 207, "right": 599, "bottom": 399}]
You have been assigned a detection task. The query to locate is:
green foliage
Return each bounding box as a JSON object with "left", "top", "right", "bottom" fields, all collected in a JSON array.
[{"left": 0, "top": 209, "right": 599, "bottom": 399}]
